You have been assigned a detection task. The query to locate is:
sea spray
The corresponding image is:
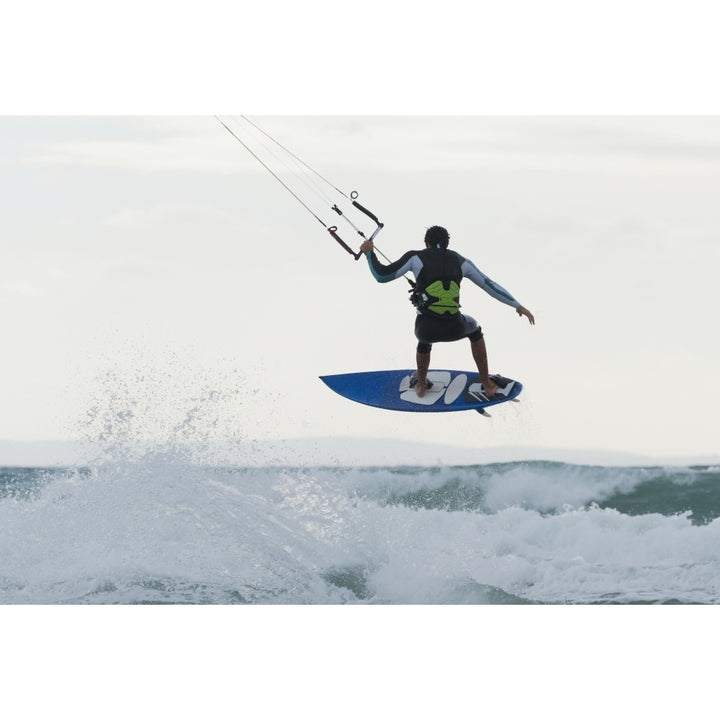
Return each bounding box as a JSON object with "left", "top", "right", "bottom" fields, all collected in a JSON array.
[
  {"left": 3, "top": 461, "right": 720, "bottom": 604},
  {"left": 4, "top": 349, "right": 720, "bottom": 603},
  {"left": 74, "top": 345, "right": 258, "bottom": 466}
]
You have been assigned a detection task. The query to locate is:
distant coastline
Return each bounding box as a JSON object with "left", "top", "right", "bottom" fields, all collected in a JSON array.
[{"left": 2, "top": 437, "right": 718, "bottom": 468}]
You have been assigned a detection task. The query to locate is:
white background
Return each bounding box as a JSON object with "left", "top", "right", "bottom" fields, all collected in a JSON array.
[{"left": 3, "top": 1, "right": 720, "bottom": 716}]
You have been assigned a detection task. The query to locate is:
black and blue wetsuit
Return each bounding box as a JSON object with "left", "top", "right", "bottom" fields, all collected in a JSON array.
[{"left": 365, "top": 246, "right": 520, "bottom": 352}]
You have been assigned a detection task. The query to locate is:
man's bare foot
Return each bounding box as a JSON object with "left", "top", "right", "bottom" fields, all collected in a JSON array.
[
  {"left": 483, "top": 378, "right": 499, "bottom": 399},
  {"left": 410, "top": 374, "right": 432, "bottom": 398}
]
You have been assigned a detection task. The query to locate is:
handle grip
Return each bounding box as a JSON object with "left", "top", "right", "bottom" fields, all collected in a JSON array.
[{"left": 328, "top": 227, "right": 362, "bottom": 260}]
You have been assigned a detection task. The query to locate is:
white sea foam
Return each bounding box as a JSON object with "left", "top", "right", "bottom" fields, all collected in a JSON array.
[{"left": 2, "top": 459, "right": 720, "bottom": 605}]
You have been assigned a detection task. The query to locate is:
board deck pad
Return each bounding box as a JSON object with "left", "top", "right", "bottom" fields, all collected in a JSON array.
[{"left": 320, "top": 370, "right": 522, "bottom": 413}]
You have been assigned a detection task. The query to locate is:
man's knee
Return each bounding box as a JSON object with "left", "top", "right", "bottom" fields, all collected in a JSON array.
[
  {"left": 468, "top": 326, "right": 484, "bottom": 343},
  {"left": 416, "top": 341, "right": 432, "bottom": 354}
]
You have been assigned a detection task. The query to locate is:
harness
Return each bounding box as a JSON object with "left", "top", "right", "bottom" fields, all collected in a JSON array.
[{"left": 410, "top": 248, "right": 463, "bottom": 317}]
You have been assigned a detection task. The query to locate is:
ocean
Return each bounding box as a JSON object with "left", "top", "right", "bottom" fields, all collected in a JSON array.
[{"left": 3, "top": 456, "right": 720, "bottom": 605}]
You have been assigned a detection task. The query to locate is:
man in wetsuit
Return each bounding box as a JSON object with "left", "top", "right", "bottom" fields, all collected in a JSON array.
[{"left": 359, "top": 225, "right": 535, "bottom": 398}]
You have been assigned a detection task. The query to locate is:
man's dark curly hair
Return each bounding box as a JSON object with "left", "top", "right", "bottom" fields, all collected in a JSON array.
[{"left": 424, "top": 225, "right": 450, "bottom": 249}]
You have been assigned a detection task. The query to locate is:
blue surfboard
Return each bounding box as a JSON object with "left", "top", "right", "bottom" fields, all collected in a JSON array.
[{"left": 319, "top": 370, "right": 522, "bottom": 415}]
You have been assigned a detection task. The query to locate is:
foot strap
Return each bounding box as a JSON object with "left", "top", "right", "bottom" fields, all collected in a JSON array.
[{"left": 409, "top": 375, "right": 433, "bottom": 390}]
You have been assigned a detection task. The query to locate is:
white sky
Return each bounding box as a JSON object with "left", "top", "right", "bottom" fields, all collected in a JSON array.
[
  {"left": 3, "top": 114, "right": 719, "bottom": 461},
  {"left": 3, "top": 1, "right": 720, "bottom": 461}
]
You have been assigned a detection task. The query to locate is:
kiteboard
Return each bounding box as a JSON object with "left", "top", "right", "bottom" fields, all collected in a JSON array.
[{"left": 319, "top": 370, "right": 522, "bottom": 416}]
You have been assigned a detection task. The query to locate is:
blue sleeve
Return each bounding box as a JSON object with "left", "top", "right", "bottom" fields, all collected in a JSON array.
[
  {"left": 461, "top": 259, "right": 520, "bottom": 308},
  {"left": 365, "top": 250, "right": 418, "bottom": 283}
]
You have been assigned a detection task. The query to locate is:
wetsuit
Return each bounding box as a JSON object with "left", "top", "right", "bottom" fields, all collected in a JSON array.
[{"left": 365, "top": 246, "right": 520, "bottom": 352}]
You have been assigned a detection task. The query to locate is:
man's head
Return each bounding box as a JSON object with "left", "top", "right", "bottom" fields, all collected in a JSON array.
[{"left": 425, "top": 225, "right": 450, "bottom": 249}]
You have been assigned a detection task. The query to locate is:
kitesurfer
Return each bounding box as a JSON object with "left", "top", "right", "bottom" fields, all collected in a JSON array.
[{"left": 360, "top": 226, "right": 535, "bottom": 398}]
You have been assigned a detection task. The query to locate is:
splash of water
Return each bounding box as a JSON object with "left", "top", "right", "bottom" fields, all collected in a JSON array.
[{"left": 75, "top": 346, "right": 254, "bottom": 466}]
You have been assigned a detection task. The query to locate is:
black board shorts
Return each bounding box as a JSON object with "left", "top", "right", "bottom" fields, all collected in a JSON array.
[{"left": 414, "top": 313, "right": 483, "bottom": 345}]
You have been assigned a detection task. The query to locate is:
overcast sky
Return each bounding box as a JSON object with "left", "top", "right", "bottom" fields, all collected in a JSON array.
[
  {"left": 3, "top": 1, "right": 720, "bottom": 462},
  {"left": 2, "top": 114, "right": 719, "bottom": 461}
]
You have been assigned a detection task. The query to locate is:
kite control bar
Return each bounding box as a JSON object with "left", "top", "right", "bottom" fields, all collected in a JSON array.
[
  {"left": 328, "top": 191, "right": 384, "bottom": 260},
  {"left": 216, "top": 118, "right": 385, "bottom": 262}
]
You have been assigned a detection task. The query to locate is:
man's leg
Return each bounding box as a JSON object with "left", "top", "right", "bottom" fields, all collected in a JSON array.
[
  {"left": 470, "top": 337, "right": 498, "bottom": 398},
  {"left": 414, "top": 344, "right": 432, "bottom": 397}
]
